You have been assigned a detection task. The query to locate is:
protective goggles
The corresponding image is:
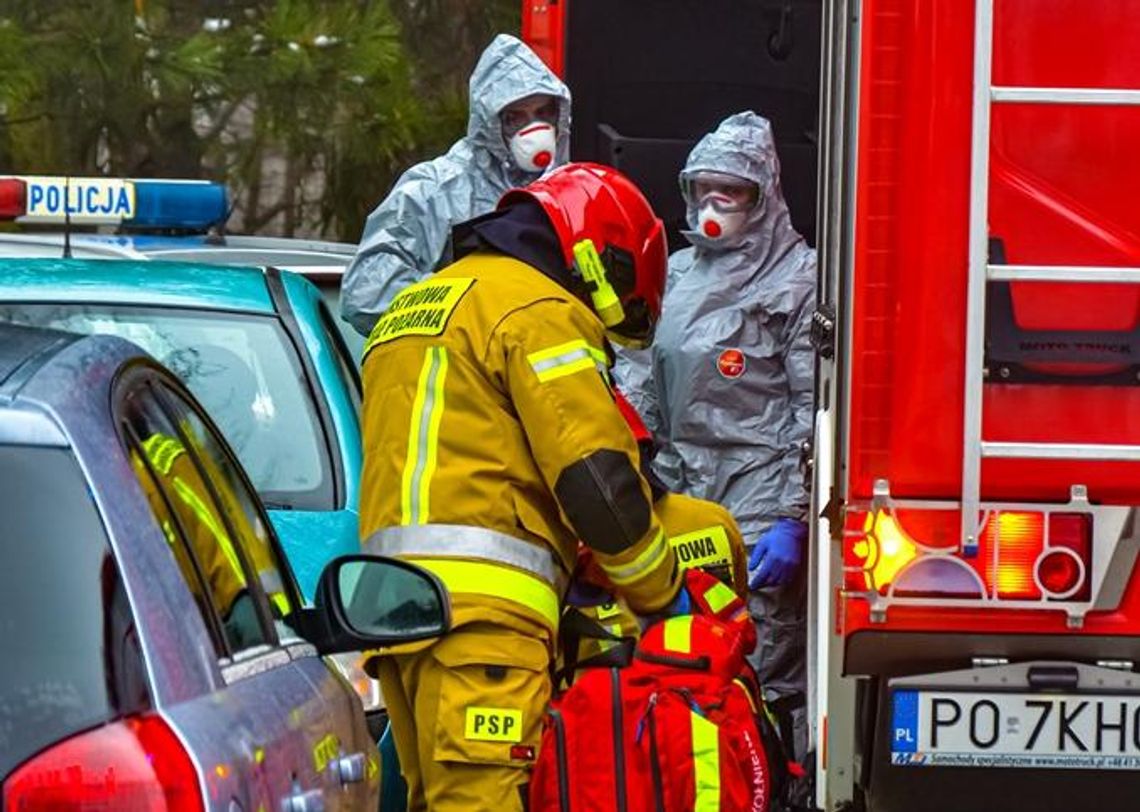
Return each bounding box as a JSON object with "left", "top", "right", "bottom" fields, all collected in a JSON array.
[
  {"left": 499, "top": 96, "right": 560, "bottom": 137},
  {"left": 680, "top": 171, "right": 760, "bottom": 213}
]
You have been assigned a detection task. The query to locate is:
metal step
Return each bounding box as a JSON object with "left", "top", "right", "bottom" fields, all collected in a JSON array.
[
  {"left": 992, "top": 87, "right": 1140, "bottom": 105},
  {"left": 982, "top": 442, "right": 1140, "bottom": 462},
  {"left": 988, "top": 264, "right": 1140, "bottom": 283}
]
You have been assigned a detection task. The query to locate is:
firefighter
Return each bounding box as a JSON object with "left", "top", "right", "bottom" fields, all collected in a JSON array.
[
  {"left": 341, "top": 33, "right": 572, "bottom": 336},
  {"left": 614, "top": 111, "right": 817, "bottom": 760},
  {"left": 360, "top": 163, "right": 686, "bottom": 811}
]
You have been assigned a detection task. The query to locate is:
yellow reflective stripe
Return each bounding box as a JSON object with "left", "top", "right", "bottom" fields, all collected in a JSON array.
[
  {"left": 269, "top": 592, "right": 291, "bottom": 617},
  {"left": 691, "top": 711, "right": 721, "bottom": 811},
  {"left": 662, "top": 615, "right": 693, "bottom": 654},
  {"left": 703, "top": 581, "right": 738, "bottom": 615},
  {"left": 401, "top": 348, "right": 448, "bottom": 525},
  {"left": 171, "top": 478, "right": 246, "bottom": 583},
  {"left": 527, "top": 339, "right": 608, "bottom": 384},
  {"left": 601, "top": 529, "right": 669, "bottom": 585},
  {"left": 419, "top": 348, "right": 448, "bottom": 520},
  {"left": 407, "top": 558, "right": 560, "bottom": 629},
  {"left": 143, "top": 434, "right": 184, "bottom": 475},
  {"left": 732, "top": 678, "right": 760, "bottom": 714},
  {"left": 400, "top": 351, "right": 433, "bottom": 524}
]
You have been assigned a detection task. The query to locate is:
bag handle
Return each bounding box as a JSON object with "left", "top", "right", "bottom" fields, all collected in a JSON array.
[{"left": 556, "top": 606, "right": 636, "bottom": 688}]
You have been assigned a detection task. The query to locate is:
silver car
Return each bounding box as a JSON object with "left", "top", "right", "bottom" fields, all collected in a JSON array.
[{"left": 0, "top": 323, "right": 446, "bottom": 810}]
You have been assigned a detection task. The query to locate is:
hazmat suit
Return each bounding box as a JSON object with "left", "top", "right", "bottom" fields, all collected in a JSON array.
[
  {"left": 360, "top": 165, "right": 682, "bottom": 811},
  {"left": 340, "top": 34, "right": 572, "bottom": 336},
  {"left": 614, "top": 111, "right": 817, "bottom": 758}
]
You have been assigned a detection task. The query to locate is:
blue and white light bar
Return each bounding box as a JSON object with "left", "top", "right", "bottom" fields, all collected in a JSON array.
[{"left": 0, "top": 176, "right": 229, "bottom": 231}]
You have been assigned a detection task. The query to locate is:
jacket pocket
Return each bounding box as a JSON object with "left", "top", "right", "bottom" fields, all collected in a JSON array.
[{"left": 432, "top": 631, "right": 552, "bottom": 766}]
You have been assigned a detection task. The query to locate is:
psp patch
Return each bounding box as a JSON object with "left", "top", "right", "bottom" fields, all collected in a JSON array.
[
  {"left": 717, "top": 348, "right": 746, "bottom": 379},
  {"left": 365, "top": 277, "right": 474, "bottom": 351},
  {"left": 465, "top": 706, "right": 523, "bottom": 743}
]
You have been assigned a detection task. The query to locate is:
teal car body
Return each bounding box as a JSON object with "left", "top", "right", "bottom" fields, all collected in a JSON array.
[{"left": 0, "top": 259, "right": 363, "bottom": 602}]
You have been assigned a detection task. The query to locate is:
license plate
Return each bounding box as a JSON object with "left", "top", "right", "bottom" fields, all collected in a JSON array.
[{"left": 891, "top": 689, "right": 1140, "bottom": 770}]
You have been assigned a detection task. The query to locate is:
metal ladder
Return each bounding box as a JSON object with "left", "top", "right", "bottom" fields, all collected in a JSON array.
[{"left": 960, "top": 0, "right": 1140, "bottom": 554}]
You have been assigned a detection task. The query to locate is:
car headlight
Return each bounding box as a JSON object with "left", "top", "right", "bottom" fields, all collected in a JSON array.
[{"left": 329, "top": 652, "right": 383, "bottom": 714}]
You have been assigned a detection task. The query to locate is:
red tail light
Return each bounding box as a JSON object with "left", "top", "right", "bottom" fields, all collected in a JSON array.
[
  {"left": 1038, "top": 513, "right": 1092, "bottom": 601},
  {"left": 844, "top": 508, "right": 1093, "bottom": 602},
  {"left": 0, "top": 178, "right": 26, "bottom": 219},
  {"left": 3, "top": 715, "right": 203, "bottom": 811}
]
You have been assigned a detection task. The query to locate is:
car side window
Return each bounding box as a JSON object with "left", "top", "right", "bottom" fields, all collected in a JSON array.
[
  {"left": 318, "top": 300, "right": 363, "bottom": 411},
  {"left": 155, "top": 381, "right": 302, "bottom": 642},
  {"left": 119, "top": 385, "right": 272, "bottom": 655}
]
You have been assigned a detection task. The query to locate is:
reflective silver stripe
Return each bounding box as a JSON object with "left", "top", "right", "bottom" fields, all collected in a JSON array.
[
  {"left": 364, "top": 524, "right": 565, "bottom": 590},
  {"left": 600, "top": 529, "right": 669, "bottom": 585},
  {"left": 527, "top": 340, "right": 610, "bottom": 384},
  {"left": 530, "top": 347, "right": 605, "bottom": 375}
]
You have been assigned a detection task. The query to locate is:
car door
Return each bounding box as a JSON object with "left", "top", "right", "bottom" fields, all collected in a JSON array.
[
  {"left": 151, "top": 375, "right": 379, "bottom": 810},
  {"left": 116, "top": 371, "right": 371, "bottom": 811}
]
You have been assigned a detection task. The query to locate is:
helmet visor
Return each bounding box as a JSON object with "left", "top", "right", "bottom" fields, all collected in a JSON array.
[{"left": 680, "top": 171, "right": 759, "bottom": 213}]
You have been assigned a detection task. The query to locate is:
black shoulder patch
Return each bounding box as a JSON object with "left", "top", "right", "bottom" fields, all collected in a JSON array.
[{"left": 554, "top": 449, "right": 651, "bottom": 555}]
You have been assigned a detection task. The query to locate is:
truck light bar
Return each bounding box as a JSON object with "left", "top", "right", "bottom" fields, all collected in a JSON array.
[{"left": 0, "top": 176, "right": 228, "bottom": 231}]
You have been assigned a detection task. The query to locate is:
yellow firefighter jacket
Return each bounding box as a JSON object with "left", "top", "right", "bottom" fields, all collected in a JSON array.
[{"left": 359, "top": 252, "right": 681, "bottom": 647}]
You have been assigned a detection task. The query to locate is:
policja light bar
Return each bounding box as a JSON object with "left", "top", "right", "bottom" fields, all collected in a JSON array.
[{"left": 0, "top": 176, "right": 228, "bottom": 231}]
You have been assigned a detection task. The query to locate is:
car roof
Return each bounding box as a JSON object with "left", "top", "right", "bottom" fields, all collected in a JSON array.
[
  {"left": 0, "top": 322, "right": 79, "bottom": 392},
  {"left": 0, "top": 323, "right": 143, "bottom": 447},
  {"left": 0, "top": 257, "right": 275, "bottom": 313},
  {"left": 0, "top": 232, "right": 354, "bottom": 272}
]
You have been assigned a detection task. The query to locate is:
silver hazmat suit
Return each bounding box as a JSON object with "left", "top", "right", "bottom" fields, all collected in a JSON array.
[
  {"left": 340, "top": 34, "right": 571, "bottom": 336},
  {"left": 615, "top": 112, "right": 816, "bottom": 754}
]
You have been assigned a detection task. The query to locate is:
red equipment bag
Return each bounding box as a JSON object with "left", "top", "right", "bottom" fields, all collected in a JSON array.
[{"left": 531, "top": 571, "right": 775, "bottom": 811}]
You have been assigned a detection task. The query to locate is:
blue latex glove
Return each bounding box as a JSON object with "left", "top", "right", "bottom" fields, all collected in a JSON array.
[{"left": 748, "top": 518, "right": 808, "bottom": 589}]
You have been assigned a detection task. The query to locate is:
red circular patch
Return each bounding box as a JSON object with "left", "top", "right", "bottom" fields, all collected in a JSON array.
[
  {"left": 717, "top": 348, "right": 746, "bottom": 379},
  {"left": 702, "top": 219, "right": 722, "bottom": 238},
  {"left": 534, "top": 150, "right": 553, "bottom": 168}
]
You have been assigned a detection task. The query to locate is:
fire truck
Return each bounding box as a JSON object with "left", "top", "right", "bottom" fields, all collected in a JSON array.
[
  {"left": 527, "top": 1, "right": 1140, "bottom": 809},
  {"left": 811, "top": 1, "right": 1140, "bottom": 809}
]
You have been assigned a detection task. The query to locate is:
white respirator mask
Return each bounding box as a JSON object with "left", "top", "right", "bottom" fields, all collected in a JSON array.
[
  {"left": 509, "top": 122, "right": 557, "bottom": 173},
  {"left": 697, "top": 201, "right": 748, "bottom": 240}
]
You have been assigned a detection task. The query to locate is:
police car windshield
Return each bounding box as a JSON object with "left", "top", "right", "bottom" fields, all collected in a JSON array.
[{"left": 0, "top": 303, "right": 333, "bottom": 510}]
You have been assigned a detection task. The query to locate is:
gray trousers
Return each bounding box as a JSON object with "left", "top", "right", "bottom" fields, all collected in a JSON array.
[{"left": 747, "top": 561, "right": 808, "bottom": 765}]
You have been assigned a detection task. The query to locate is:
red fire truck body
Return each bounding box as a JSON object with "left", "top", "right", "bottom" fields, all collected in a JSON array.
[{"left": 815, "top": 1, "right": 1140, "bottom": 809}]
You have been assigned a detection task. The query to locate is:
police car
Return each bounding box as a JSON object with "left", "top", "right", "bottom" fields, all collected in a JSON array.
[
  {"left": 0, "top": 175, "right": 363, "bottom": 359},
  {"left": 0, "top": 323, "right": 455, "bottom": 811}
]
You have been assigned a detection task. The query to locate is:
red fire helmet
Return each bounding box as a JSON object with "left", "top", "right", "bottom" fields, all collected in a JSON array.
[{"left": 500, "top": 163, "right": 667, "bottom": 348}]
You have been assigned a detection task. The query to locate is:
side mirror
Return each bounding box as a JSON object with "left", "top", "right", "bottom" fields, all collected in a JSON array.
[{"left": 299, "top": 555, "right": 451, "bottom": 654}]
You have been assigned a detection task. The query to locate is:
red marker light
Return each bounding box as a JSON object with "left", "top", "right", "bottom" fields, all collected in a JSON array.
[
  {"left": 0, "top": 178, "right": 27, "bottom": 219},
  {"left": 1036, "top": 549, "right": 1083, "bottom": 598}
]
